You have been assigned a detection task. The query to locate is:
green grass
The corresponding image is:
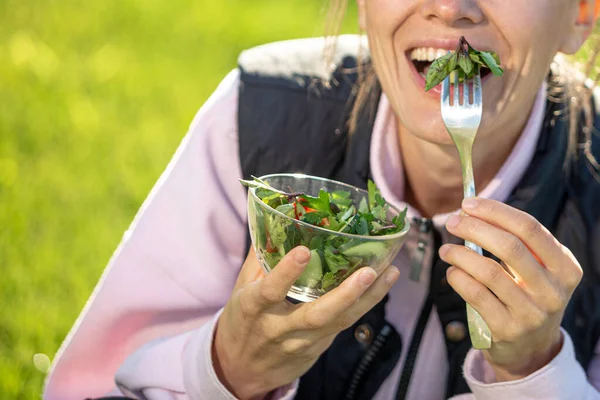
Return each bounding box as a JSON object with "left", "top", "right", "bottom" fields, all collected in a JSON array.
[{"left": 0, "top": 1, "right": 358, "bottom": 398}]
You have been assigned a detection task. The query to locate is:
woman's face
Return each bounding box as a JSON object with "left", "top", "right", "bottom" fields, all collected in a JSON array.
[{"left": 358, "top": 0, "right": 586, "bottom": 145}]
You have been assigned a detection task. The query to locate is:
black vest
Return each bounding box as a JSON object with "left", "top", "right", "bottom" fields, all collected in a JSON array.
[{"left": 237, "top": 36, "right": 600, "bottom": 400}]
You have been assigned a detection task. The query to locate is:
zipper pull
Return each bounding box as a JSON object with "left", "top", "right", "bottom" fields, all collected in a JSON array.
[{"left": 409, "top": 218, "right": 432, "bottom": 282}]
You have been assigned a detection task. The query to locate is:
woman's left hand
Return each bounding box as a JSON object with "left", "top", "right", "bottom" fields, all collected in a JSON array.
[{"left": 440, "top": 197, "right": 583, "bottom": 382}]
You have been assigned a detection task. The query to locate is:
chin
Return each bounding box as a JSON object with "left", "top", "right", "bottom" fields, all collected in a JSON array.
[{"left": 395, "top": 106, "right": 456, "bottom": 145}]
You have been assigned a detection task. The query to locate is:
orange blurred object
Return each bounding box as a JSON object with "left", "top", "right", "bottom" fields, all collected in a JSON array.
[{"left": 579, "top": 0, "right": 600, "bottom": 24}]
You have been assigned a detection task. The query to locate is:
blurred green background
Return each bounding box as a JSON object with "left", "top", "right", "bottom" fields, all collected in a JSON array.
[
  {"left": 3, "top": 1, "right": 599, "bottom": 398},
  {"left": 0, "top": 1, "right": 358, "bottom": 398}
]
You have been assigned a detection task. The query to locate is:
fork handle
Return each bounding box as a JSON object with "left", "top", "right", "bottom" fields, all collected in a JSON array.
[
  {"left": 462, "top": 165, "right": 492, "bottom": 349},
  {"left": 464, "top": 239, "right": 492, "bottom": 349}
]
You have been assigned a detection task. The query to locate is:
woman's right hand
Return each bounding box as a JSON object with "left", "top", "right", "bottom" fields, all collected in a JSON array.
[{"left": 212, "top": 246, "right": 400, "bottom": 400}]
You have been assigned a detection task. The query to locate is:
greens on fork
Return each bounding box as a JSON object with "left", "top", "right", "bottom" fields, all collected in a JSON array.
[{"left": 425, "top": 36, "right": 504, "bottom": 91}]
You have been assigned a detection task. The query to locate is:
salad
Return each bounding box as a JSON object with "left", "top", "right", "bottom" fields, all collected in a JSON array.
[{"left": 242, "top": 176, "right": 408, "bottom": 292}]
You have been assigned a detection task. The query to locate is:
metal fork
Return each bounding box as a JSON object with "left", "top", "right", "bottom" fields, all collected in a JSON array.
[{"left": 441, "top": 68, "right": 492, "bottom": 350}]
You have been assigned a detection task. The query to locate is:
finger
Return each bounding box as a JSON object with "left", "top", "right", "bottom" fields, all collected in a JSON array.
[
  {"left": 325, "top": 266, "right": 400, "bottom": 336},
  {"left": 291, "top": 266, "right": 379, "bottom": 331},
  {"left": 445, "top": 213, "right": 547, "bottom": 287},
  {"left": 446, "top": 266, "right": 511, "bottom": 333},
  {"left": 439, "top": 244, "right": 534, "bottom": 310},
  {"left": 234, "top": 247, "right": 268, "bottom": 291},
  {"left": 247, "top": 246, "right": 311, "bottom": 308},
  {"left": 460, "top": 198, "right": 567, "bottom": 271}
]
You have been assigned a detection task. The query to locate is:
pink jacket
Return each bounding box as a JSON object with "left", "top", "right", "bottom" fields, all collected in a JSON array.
[{"left": 44, "top": 69, "right": 600, "bottom": 400}]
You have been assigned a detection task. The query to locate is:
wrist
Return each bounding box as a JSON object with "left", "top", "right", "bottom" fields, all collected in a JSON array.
[
  {"left": 212, "top": 321, "right": 268, "bottom": 400},
  {"left": 489, "top": 331, "right": 563, "bottom": 382}
]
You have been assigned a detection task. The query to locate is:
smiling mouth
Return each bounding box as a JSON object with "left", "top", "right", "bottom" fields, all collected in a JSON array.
[{"left": 409, "top": 47, "right": 493, "bottom": 79}]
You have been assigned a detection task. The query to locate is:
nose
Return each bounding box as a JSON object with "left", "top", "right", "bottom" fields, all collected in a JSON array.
[{"left": 421, "top": 0, "right": 484, "bottom": 26}]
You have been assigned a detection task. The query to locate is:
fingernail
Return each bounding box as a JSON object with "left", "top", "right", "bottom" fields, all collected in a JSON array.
[
  {"left": 462, "top": 198, "right": 480, "bottom": 210},
  {"left": 293, "top": 247, "right": 311, "bottom": 264},
  {"left": 385, "top": 267, "right": 400, "bottom": 285},
  {"left": 446, "top": 214, "right": 460, "bottom": 229},
  {"left": 439, "top": 244, "right": 451, "bottom": 257},
  {"left": 360, "top": 268, "right": 377, "bottom": 286}
]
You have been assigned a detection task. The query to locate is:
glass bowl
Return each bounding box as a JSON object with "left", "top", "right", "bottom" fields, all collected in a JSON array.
[{"left": 247, "top": 173, "right": 410, "bottom": 302}]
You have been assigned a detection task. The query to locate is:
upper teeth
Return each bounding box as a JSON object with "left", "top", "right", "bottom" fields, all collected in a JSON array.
[{"left": 410, "top": 48, "right": 448, "bottom": 62}]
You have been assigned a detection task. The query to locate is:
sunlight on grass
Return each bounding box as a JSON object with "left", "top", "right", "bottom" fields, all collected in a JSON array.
[{"left": 0, "top": 1, "right": 357, "bottom": 398}]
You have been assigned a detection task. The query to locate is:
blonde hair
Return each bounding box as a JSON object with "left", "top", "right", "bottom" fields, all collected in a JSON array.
[{"left": 325, "top": 0, "right": 600, "bottom": 179}]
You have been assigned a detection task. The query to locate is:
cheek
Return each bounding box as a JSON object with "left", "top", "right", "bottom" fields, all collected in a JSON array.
[{"left": 499, "top": 2, "right": 574, "bottom": 68}]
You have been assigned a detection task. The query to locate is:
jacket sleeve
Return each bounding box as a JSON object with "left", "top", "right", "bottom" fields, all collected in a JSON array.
[
  {"left": 43, "top": 69, "right": 298, "bottom": 400},
  {"left": 449, "top": 328, "right": 600, "bottom": 400}
]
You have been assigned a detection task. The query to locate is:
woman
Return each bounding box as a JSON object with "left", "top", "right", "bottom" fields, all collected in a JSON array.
[{"left": 45, "top": 0, "right": 600, "bottom": 399}]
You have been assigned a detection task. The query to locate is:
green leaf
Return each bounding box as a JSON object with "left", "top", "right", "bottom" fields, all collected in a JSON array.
[
  {"left": 424, "top": 52, "right": 456, "bottom": 91},
  {"left": 240, "top": 176, "right": 281, "bottom": 194},
  {"left": 392, "top": 207, "right": 408, "bottom": 231},
  {"left": 326, "top": 217, "right": 342, "bottom": 231},
  {"left": 356, "top": 216, "right": 369, "bottom": 236},
  {"left": 301, "top": 211, "right": 329, "bottom": 225},
  {"left": 358, "top": 197, "right": 369, "bottom": 214},
  {"left": 263, "top": 251, "right": 283, "bottom": 268},
  {"left": 370, "top": 205, "right": 387, "bottom": 221},
  {"left": 319, "top": 189, "right": 331, "bottom": 212},
  {"left": 275, "top": 203, "right": 296, "bottom": 218},
  {"left": 322, "top": 272, "right": 337, "bottom": 290},
  {"left": 295, "top": 202, "right": 306, "bottom": 217},
  {"left": 338, "top": 205, "right": 356, "bottom": 222},
  {"left": 368, "top": 179, "right": 377, "bottom": 211},
  {"left": 324, "top": 246, "right": 350, "bottom": 273},
  {"left": 479, "top": 51, "right": 504, "bottom": 76},
  {"left": 375, "top": 193, "right": 385, "bottom": 207},
  {"left": 308, "top": 236, "right": 324, "bottom": 251},
  {"left": 457, "top": 51, "right": 473, "bottom": 76},
  {"left": 266, "top": 215, "right": 289, "bottom": 247},
  {"left": 261, "top": 191, "right": 284, "bottom": 208},
  {"left": 333, "top": 190, "right": 351, "bottom": 198}
]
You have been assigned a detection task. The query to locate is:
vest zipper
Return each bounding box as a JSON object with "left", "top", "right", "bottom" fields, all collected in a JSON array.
[
  {"left": 395, "top": 221, "right": 440, "bottom": 400},
  {"left": 343, "top": 324, "right": 393, "bottom": 400},
  {"left": 409, "top": 218, "right": 432, "bottom": 282}
]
